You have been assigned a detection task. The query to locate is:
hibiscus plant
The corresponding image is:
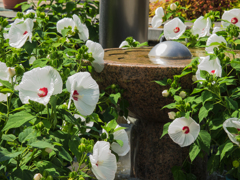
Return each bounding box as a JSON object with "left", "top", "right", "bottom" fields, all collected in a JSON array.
[
  {"left": 0, "top": 0, "right": 130, "bottom": 180},
  {"left": 156, "top": 8, "right": 240, "bottom": 180}
]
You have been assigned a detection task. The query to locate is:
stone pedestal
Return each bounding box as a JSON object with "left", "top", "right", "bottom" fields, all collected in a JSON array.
[{"left": 93, "top": 47, "right": 207, "bottom": 180}]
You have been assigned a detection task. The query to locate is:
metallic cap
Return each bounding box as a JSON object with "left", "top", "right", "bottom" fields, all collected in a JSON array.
[{"left": 148, "top": 41, "right": 192, "bottom": 60}]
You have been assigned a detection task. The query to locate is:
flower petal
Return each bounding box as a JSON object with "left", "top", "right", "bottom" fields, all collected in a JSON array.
[
  {"left": 73, "top": 14, "right": 89, "bottom": 41},
  {"left": 152, "top": 16, "right": 163, "bottom": 28}
]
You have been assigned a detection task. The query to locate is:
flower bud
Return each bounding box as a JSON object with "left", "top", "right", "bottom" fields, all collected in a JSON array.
[
  {"left": 162, "top": 90, "right": 169, "bottom": 97},
  {"left": 7, "top": 67, "right": 16, "bottom": 78},
  {"left": 34, "top": 173, "right": 43, "bottom": 180},
  {"left": 78, "top": 143, "right": 86, "bottom": 152},
  {"left": 45, "top": 148, "right": 52, "bottom": 154},
  {"left": 179, "top": 91, "right": 187, "bottom": 98},
  {"left": 170, "top": 3, "right": 177, "bottom": 10},
  {"left": 192, "top": 75, "right": 197, "bottom": 82},
  {"left": 233, "top": 160, "right": 239, "bottom": 168},
  {"left": 168, "top": 112, "right": 176, "bottom": 120},
  {"left": 29, "top": 56, "right": 36, "bottom": 65}
]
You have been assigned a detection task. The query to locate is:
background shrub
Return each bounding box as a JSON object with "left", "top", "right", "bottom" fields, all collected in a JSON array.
[{"left": 149, "top": 0, "right": 240, "bottom": 20}]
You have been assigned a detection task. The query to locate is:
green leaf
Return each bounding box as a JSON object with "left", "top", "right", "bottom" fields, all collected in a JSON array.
[
  {"left": 162, "top": 103, "right": 176, "bottom": 109},
  {"left": 154, "top": 78, "right": 168, "bottom": 86},
  {"left": 220, "top": 142, "right": 233, "bottom": 161},
  {"left": 52, "top": 43, "right": 62, "bottom": 47},
  {"left": 225, "top": 97, "right": 238, "bottom": 110},
  {"left": 10, "top": 168, "right": 34, "bottom": 180},
  {"left": 107, "top": 120, "right": 118, "bottom": 129},
  {"left": 2, "top": 134, "right": 16, "bottom": 142},
  {"left": 234, "top": 39, "right": 240, "bottom": 45},
  {"left": 114, "top": 127, "right": 126, "bottom": 132},
  {"left": 21, "top": 3, "right": 31, "bottom": 12},
  {"left": 56, "top": 146, "right": 72, "bottom": 162},
  {"left": 0, "top": 79, "right": 12, "bottom": 89},
  {"left": 66, "top": 2, "right": 76, "bottom": 12},
  {"left": 116, "top": 140, "right": 124, "bottom": 147},
  {"left": 227, "top": 127, "right": 238, "bottom": 134},
  {"left": 2, "top": 111, "right": 36, "bottom": 131},
  {"left": 196, "top": 130, "right": 211, "bottom": 153},
  {"left": 29, "top": 141, "right": 54, "bottom": 149},
  {"left": 169, "top": 87, "right": 181, "bottom": 95},
  {"left": 201, "top": 91, "right": 215, "bottom": 104},
  {"left": 19, "top": 128, "right": 37, "bottom": 143},
  {"left": 171, "top": 166, "right": 186, "bottom": 180},
  {"left": 136, "top": 42, "right": 148, "bottom": 47},
  {"left": 174, "top": 95, "right": 182, "bottom": 102},
  {"left": 208, "top": 42, "right": 222, "bottom": 46},
  {"left": 200, "top": 70, "right": 209, "bottom": 79},
  {"left": 191, "top": 88, "right": 204, "bottom": 95},
  {"left": 160, "top": 122, "right": 171, "bottom": 139},
  {"left": 42, "top": 119, "right": 51, "bottom": 129},
  {"left": 59, "top": 109, "right": 77, "bottom": 125},
  {"left": 23, "top": 41, "right": 37, "bottom": 55},
  {"left": 109, "top": 93, "right": 121, "bottom": 105},
  {"left": 198, "top": 102, "right": 213, "bottom": 123},
  {"left": 38, "top": 0, "right": 46, "bottom": 6},
  {"left": 32, "top": 59, "right": 48, "bottom": 68},
  {"left": 0, "top": 148, "right": 23, "bottom": 162},
  {"left": 0, "top": 88, "right": 14, "bottom": 93},
  {"left": 231, "top": 59, "right": 240, "bottom": 70},
  {"left": 69, "top": 140, "right": 81, "bottom": 162},
  {"left": 189, "top": 143, "right": 200, "bottom": 162},
  {"left": 61, "top": 29, "right": 71, "bottom": 37},
  {"left": 166, "top": 12, "right": 173, "bottom": 20}
]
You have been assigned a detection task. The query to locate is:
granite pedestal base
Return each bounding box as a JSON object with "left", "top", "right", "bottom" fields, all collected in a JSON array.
[{"left": 130, "top": 120, "right": 207, "bottom": 180}]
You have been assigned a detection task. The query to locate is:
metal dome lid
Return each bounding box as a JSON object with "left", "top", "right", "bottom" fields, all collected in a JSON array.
[
  {"left": 148, "top": 41, "right": 192, "bottom": 59},
  {"left": 148, "top": 41, "right": 192, "bottom": 65}
]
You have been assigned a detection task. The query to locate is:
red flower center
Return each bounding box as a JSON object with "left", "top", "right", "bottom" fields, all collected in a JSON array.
[
  {"left": 173, "top": 27, "right": 180, "bottom": 33},
  {"left": 182, "top": 126, "right": 190, "bottom": 134},
  {"left": 23, "top": 31, "right": 28, "bottom": 35},
  {"left": 96, "top": 163, "right": 98, "bottom": 167},
  {"left": 72, "top": 90, "right": 79, "bottom": 101},
  {"left": 231, "top": 17, "right": 238, "bottom": 24},
  {"left": 211, "top": 70, "right": 216, "bottom": 74},
  {"left": 38, "top": 87, "right": 48, "bottom": 97}
]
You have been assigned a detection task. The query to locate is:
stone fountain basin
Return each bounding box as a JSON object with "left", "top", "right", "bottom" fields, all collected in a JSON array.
[{"left": 95, "top": 47, "right": 207, "bottom": 122}]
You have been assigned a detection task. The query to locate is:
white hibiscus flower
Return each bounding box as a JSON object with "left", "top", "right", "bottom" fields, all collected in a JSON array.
[
  {"left": 0, "top": 62, "right": 12, "bottom": 102},
  {"left": 192, "top": 16, "right": 211, "bottom": 38},
  {"left": 86, "top": 40, "right": 104, "bottom": 73},
  {"left": 205, "top": 34, "right": 227, "bottom": 54},
  {"left": 168, "top": 117, "right": 200, "bottom": 147},
  {"left": 223, "top": 118, "right": 240, "bottom": 146},
  {"left": 15, "top": 66, "right": 63, "bottom": 105},
  {"left": 90, "top": 141, "right": 117, "bottom": 180},
  {"left": 196, "top": 56, "right": 222, "bottom": 81},
  {"left": 56, "top": 18, "right": 76, "bottom": 37},
  {"left": 102, "top": 124, "right": 130, "bottom": 156},
  {"left": 57, "top": 15, "right": 89, "bottom": 41},
  {"left": 152, "top": 7, "right": 164, "bottom": 28},
  {"left": 66, "top": 72, "right": 99, "bottom": 116},
  {"left": 164, "top": 17, "right": 186, "bottom": 40},
  {"left": 73, "top": 14, "right": 89, "bottom": 41},
  {"left": 212, "top": 27, "right": 225, "bottom": 34},
  {"left": 222, "top": 9, "right": 240, "bottom": 28},
  {"left": 4, "top": 18, "right": 23, "bottom": 40},
  {"left": 8, "top": 18, "right": 34, "bottom": 48}
]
